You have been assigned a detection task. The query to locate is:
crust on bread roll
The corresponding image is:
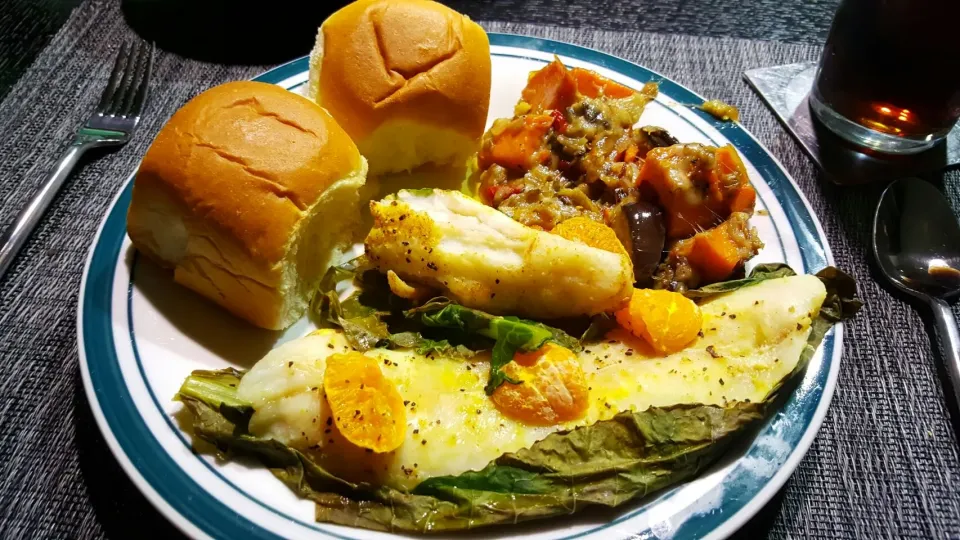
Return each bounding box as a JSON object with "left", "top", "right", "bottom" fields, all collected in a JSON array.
[
  {"left": 127, "top": 81, "right": 369, "bottom": 330},
  {"left": 308, "top": 0, "right": 491, "bottom": 175}
]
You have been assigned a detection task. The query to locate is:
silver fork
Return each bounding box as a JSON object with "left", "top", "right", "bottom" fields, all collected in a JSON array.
[{"left": 0, "top": 40, "right": 154, "bottom": 280}]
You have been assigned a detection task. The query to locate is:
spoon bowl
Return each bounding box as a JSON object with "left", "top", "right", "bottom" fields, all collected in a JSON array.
[{"left": 874, "top": 177, "right": 960, "bottom": 415}]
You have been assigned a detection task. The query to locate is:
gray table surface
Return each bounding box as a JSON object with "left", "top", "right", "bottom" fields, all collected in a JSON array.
[
  {"left": 0, "top": 0, "right": 845, "bottom": 103},
  {"left": 2, "top": 0, "right": 960, "bottom": 539}
]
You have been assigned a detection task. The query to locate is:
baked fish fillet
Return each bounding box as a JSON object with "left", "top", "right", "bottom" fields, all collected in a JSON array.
[
  {"left": 231, "top": 274, "right": 827, "bottom": 491},
  {"left": 364, "top": 189, "right": 633, "bottom": 319}
]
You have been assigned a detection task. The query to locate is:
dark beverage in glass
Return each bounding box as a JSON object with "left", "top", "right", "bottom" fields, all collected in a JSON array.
[{"left": 810, "top": 0, "right": 960, "bottom": 154}]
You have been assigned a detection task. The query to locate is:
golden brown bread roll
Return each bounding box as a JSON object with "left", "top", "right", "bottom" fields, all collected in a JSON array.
[
  {"left": 127, "top": 81, "right": 369, "bottom": 330},
  {"left": 307, "top": 0, "right": 491, "bottom": 175}
]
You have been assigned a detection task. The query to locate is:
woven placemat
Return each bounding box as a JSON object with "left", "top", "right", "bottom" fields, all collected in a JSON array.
[{"left": 1, "top": 1, "right": 958, "bottom": 538}]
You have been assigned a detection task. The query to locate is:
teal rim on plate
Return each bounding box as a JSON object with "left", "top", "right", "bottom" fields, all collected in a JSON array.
[{"left": 78, "top": 33, "right": 838, "bottom": 540}]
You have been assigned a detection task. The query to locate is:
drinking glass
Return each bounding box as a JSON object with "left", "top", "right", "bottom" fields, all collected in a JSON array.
[{"left": 810, "top": 0, "right": 960, "bottom": 154}]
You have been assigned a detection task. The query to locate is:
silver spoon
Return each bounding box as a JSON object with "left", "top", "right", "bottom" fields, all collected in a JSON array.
[{"left": 874, "top": 177, "right": 960, "bottom": 414}]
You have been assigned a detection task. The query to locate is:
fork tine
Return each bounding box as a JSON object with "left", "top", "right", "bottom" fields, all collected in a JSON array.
[
  {"left": 119, "top": 40, "right": 150, "bottom": 117},
  {"left": 95, "top": 42, "right": 129, "bottom": 114},
  {"left": 125, "top": 42, "right": 154, "bottom": 118},
  {"left": 116, "top": 40, "right": 146, "bottom": 116},
  {"left": 107, "top": 40, "right": 143, "bottom": 116}
]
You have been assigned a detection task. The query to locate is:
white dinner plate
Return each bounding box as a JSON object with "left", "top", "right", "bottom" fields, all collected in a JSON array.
[{"left": 78, "top": 34, "right": 840, "bottom": 540}]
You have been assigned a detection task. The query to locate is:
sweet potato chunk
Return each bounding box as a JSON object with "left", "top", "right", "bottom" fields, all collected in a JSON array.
[
  {"left": 638, "top": 143, "right": 755, "bottom": 238},
  {"left": 521, "top": 58, "right": 578, "bottom": 113},
  {"left": 685, "top": 222, "right": 746, "bottom": 283},
  {"left": 478, "top": 114, "right": 554, "bottom": 171},
  {"left": 655, "top": 212, "right": 763, "bottom": 290},
  {"left": 570, "top": 68, "right": 636, "bottom": 99}
]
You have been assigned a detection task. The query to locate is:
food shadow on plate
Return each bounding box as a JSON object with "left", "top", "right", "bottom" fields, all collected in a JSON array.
[
  {"left": 128, "top": 246, "right": 285, "bottom": 368},
  {"left": 373, "top": 162, "right": 472, "bottom": 199}
]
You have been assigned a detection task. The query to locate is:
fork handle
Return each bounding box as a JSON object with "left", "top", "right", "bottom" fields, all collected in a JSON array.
[
  {"left": 930, "top": 297, "right": 960, "bottom": 417},
  {"left": 0, "top": 142, "right": 90, "bottom": 280}
]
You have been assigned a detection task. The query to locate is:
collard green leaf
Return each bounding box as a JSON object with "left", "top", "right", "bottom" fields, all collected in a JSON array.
[
  {"left": 487, "top": 339, "right": 525, "bottom": 391},
  {"left": 386, "top": 331, "right": 477, "bottom": 358},
  {"left": 797, "top": 266, "right": 862, "bottom": 369},
  {"left": 683, "top": 262, "right": 797, "bottom": 299},
  {"left": 414, "top": 465, "right": 553, "bottom": 496},
  {"left": 413, "top": 303, "right": 580, "bottom": 351},
  {"left": 179, "top": 388, "right": 361, "bottom": 496},
  {"left": 314, "top": 288, "right": 392, "bottom": 350},
  {"left": 581, "top": 313, "right": 618, "bottom": 341},
  {"left": 414, "top": 338, "right": 478, "bottom": 358},
  {"left": 312, "top": 260, "right": 394, "bottom": 350},
  {"left": 313, "top": 262, "right": 582, "bottom": 377},
  {"left": 815, "top": 266, "right": 863, "bottom": 323},
  {"left": 314, "top": 268, "right": 485, "bottom": 356},
  {"left": 175, "top": 368, "right": 253, "bottom": 427},
  {"left": 413, "top": 303, "right": 581, "bottom": 394},
  {"left": 384, "top": 331, "right": 422, "bottom": 348},
  {"left": 403, "top": 296, "right": 453, "bottom": 317},
  {"left": 419, "top": 304, "right": 501, "bottom": 335},
  {"left": 414, "top": 403, "right": 763, "bottom": 506},
  {"left": 316, "top": 257, "right": 363, "bottom": 292}
]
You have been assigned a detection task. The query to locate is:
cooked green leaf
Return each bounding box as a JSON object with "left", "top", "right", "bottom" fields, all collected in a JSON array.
[
  {"left": 414, "top": 464, "right": 553, "bottom": 496},
  {"left": 312, "top": 260, "right": 394, "bottom": 350},
  {"left": 314, "top": 288, "right": 392, "bottom": 350},
  {"left": 581, "top": 313, "right": 618, "bottom": 341},
  {"left": 312, "top": 262, "right": 580, "bottom": 372},
  {"left": 683, "top": 262, "right": 797, "bottom": 299},
  {"left": 403, "top": 296, "right": 453, "bottom": 316},
  {"left": 414, "top": 338, "right": 477, "bottom": 358},
  {"left": 179, "top": 388, "right": 362, "bottom": 496},
  {"left": 313, "top": 266, "right": 486, "bottom": 356},
  {"left": 815, "top": 266, "right": 863, "bottom": 323},
  {"left": 797, "top": 266, "right": 861, "bottom": 368},
  {"left": 384, "top": 331, "right": 421, "bottom": 348},
  {"left": 412, "top": 303, "right": 581, "bottom": 393},
  {"left": 176, "top": 368, "right": 253, "bottom": 426}
]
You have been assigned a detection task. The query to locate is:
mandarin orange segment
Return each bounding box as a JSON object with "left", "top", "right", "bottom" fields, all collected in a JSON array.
[
  {"left": 615, "top": 289, "right": 702, "bottom": 354},
  {"left": 491, "top": 343, "right": 589, "bottom": 426},
  {"left": 323, "top": 352, "right": 407, "bottom": 453},
  {"left": 552, "top": 217, "right": 631, "bottom": 263}
]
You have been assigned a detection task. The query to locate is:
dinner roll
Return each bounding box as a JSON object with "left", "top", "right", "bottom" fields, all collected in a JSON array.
[
  {"left": 307, "top": 0, "right": 491, "bottom": 175},
  {"left": 127, "top": 81, "right": 369, "bottom": 330}
]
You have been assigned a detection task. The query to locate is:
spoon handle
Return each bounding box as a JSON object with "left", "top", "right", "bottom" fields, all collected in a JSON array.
[{"left": 929, "top": 297, "right": 960, "bottom": 414}]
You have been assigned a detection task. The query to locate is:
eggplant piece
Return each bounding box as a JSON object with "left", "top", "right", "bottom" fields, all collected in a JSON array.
[
  {"left": 622, "top": 201, "right": 666, "bottom": 286},
  {"left": 637, "top": 126, "right": 679, "bottom": 153}
]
